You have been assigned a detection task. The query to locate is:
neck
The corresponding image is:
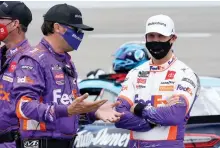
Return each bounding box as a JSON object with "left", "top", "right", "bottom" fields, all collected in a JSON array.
[
  {"left": 44, "top": 35, "right": 64, "bottom": 54},
  {"left": 152, "top": 51, "right": 173, "bottom": 65},
  {"left": 5, "top": 34, "right": 25, "bottom": 49}
]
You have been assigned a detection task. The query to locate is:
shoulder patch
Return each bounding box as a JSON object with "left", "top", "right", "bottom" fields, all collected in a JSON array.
[
  {"left": 29, "top": 48, "right": 46, "bottom": 57},
  {"left": 23, "top": 47, "right": 48, "bottom": 61},
  {"left": 19, "top": 48, "right": 48, "bottom": 68}
]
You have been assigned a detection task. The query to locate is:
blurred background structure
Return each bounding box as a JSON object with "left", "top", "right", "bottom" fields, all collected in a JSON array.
[{"left": 24, "top": 1, "right": 220, "bottom": 78}]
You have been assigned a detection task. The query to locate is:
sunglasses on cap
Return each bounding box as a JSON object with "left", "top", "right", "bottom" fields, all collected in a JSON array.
[
  {"left": 71, "top": 27, "right": 83, "bottom": 34},
  {"left": 56, "top": 23, "right": 83, "bottom": 34}
]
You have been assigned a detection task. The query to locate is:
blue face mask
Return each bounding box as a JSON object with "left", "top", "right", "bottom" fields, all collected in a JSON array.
[{"left": 61, "top": 26, "right": 84, "bottom": 50}]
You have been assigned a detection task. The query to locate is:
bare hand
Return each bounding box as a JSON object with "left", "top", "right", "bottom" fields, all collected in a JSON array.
[
  {"left": 95, "top": 101, "right": 124, "bottom": 123},
  {"left": 166, "top": 95, "right": 180, "bottom": 106},
  {"left": 68, "top": 93, "right": 107, "bottom": 116}
]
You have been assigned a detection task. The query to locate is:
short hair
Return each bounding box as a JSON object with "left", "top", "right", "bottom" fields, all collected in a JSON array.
[
  {"left": 20, "top": 24, "right": 27, "bottom": 33},
  {"left": 41, "top": 21, "right": 55, "bottom": 36}
]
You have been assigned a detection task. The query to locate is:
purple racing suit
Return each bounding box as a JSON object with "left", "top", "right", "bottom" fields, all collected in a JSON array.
[
  {"left": 12, "top": 38, "right": 96, "bottom": 140},
  {"left": 115, "top": 55, "right": 200, "bottom": 148},
  {"left": 0, "top": 40, "right": 31, "bottom": 148}
]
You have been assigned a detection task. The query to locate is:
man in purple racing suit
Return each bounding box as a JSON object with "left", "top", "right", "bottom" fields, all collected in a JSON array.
[
  {"left": 12, "top": 3, "right": 122, "bottom": 148},
  {"left": 115, "top": 14, "right": 200, "bottom": 148},
  {"left": 0, "top": 1, "right": 32, "bottom": 148}
]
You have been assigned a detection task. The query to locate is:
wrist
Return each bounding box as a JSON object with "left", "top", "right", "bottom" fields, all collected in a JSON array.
[
  {"left": 90, "top": 110, "right": 98, "bottom": 121},
  {"left": 134, "top": 103, "right": 146, "bottom": 117},
  {"left": 94, "top": 110, "right": 99, "bottom": 120},
  {"left": 67, "top": 106, "right": 72, "bottom": 116},
  {"left": 55, "top": 104, "right": 68, "bottom": 118}
]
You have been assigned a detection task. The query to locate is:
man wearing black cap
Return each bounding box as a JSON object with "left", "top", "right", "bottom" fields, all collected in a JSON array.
[
  {"left": 12, "top": 3, "right": 122, "bottom": 148},
  {"left": 0, "top": 1, "right": 32, "bottom": 148}
]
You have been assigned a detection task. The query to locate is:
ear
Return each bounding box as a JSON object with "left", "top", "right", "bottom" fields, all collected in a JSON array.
[
  {"left": 54, "top": 23, "right": 67, "bottom": 34},
  {"left": 145, "top": 34, "right": 148, "bottom": 41},
  {"left": 13, "top": 20, "right": 20, "bottom": 28},
  {"left": 53, "top": 23, "right": 60, "bottom": 33},
  {"left": 170, "top": 35, "right": 177, "bottom": 44}
]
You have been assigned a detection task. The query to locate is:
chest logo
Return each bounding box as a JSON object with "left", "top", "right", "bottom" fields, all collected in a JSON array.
[{"left": 165, "top": 70, "right": 176, "bottom": 80}]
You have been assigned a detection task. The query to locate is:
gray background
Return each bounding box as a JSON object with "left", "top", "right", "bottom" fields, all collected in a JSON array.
[{"left": 24, "top": 1, "right": 220, "bottom": 78}]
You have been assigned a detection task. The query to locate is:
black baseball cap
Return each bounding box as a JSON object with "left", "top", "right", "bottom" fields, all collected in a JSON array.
[
  {"left": 43, "top": 3, "right": 94, "bottom": 31},
  {"left": 0, "top": 1, "right": 32, "bottom": 27}
]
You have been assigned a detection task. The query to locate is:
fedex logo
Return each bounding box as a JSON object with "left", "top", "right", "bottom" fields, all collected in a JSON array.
[
  {"left": 150, "top": 66, "right": 163, "bottom": 71},
  {"left": 0, "top": 90, "right": 10, "bottom": 101},
  {"left": 53, "top": 89, "right": 73, "bottom": 105},
  {"left": 10, "top": 48, "right": 18, "bottom": 55},
  {"left": 134, "top": 95, "right": 167, "bottom": 107},
  {"left": 177, "top": 84, "right": 193, "bottom": 96},
  {"left": 17, "top": 76, "right": 34, "bottom": 84},
  {"left": 168, "top": 57, "right": 175, "bottom": 65}
]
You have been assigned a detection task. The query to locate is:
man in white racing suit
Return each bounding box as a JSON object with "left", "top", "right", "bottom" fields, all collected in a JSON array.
[{"left": 115, "top": 14, "right": 200, "bottom": 148}]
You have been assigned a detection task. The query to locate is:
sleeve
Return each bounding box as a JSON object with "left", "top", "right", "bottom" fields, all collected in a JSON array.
[
  {"left": 115, "top": 70, "right": 153, "bottom": 132},
  {"left": 14, "top": 57, "right": 68, "bottom": 123},
  {"left": 134, "top": 70, "right": 200, "bottom": 126},
  {"left": 79, "top": 112, "right": 97, "bottom": 125}
]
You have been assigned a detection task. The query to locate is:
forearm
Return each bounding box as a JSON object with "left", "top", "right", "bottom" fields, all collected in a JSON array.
[
  {"left": 115, "top": 98, "right": 152, "bottom": 132},
  {"left": 79, "top": 111, "right": 97, "bottom": 125},
  {"left": 134, "top": 97, "right": 187, "bottom": 126},
  {"left": 16, "top": 97, "right": 68, "bottom": 122},
  {"left": 115, "top": 110, "right": 153, "bottom": 132}
]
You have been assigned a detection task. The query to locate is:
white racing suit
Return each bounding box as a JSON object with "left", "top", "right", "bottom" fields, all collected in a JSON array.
[{"left": 115, "top": 54, "right": 200, "bottom": 148}]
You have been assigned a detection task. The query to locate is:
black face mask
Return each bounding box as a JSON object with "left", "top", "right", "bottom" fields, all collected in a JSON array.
[{"left": 145, "top": 39, "right": 172, "bottom": 60}]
